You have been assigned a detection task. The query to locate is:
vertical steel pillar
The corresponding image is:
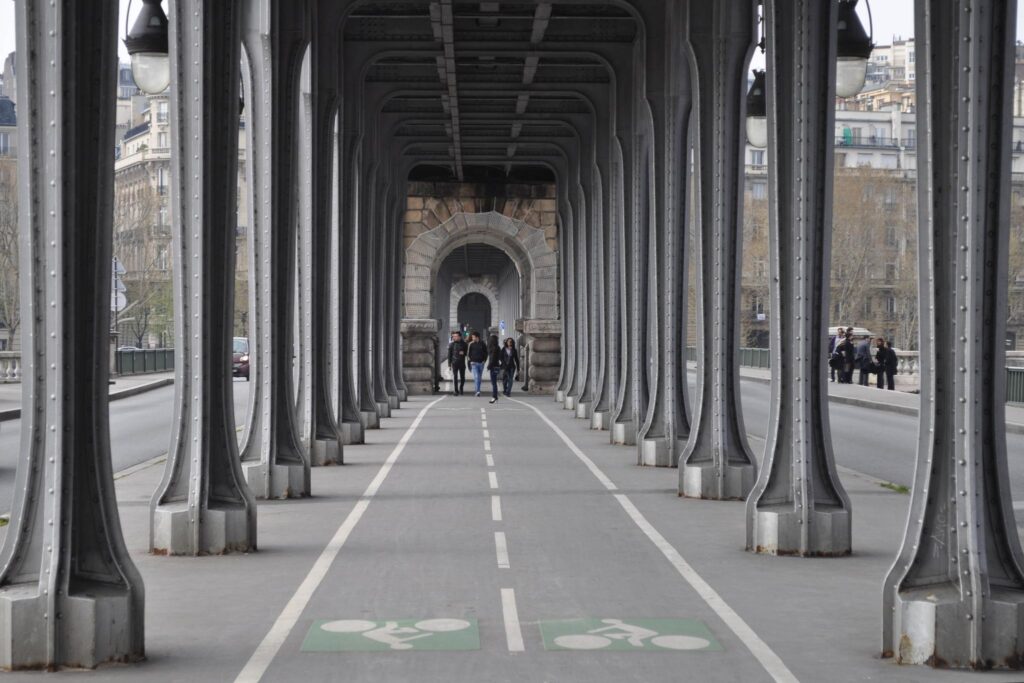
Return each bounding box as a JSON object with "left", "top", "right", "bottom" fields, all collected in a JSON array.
[
  {"left": 294, "top": 47, "right": 315, "bottom": 458},
  {"left": 0, "top": 1, "right": 145, "bottom": 667},
  {"left": 347, "top": 144, "right": 380, "bottom": 430},
  {"left": 564, "top": 177, "right": 588, "bottom": 412},
  {"left": 554, "top": 187, "right": 576, "bottom": 404},
  {"left": 746, "top": 0, "right": 851, "bottom": 556},
  {"left": 152, "top": 0, "right": 258, "bottom": 553},
  {"left": 883, "top": 0, "right": 1024, "bottom": 667},
  {"left": 679, "top": 1, "right": 758, "bottom": 500},
  {"left": 237, "top": 4, "right": 311, "bottom": 499},
  {"left": 309, "top": 23, "right": 344, "bottom": 465}
]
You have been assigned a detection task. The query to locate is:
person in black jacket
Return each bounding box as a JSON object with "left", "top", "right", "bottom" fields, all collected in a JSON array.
[
  {"left": 447, "top": 331, "right": 468, "bottom": 395},
  {"left": 875, "top": 338, "right": 898, "bottom": 390},
  {"left": 835, "top": 328, "right": 856, "bottom": 383},
  {"left": 500, "top": 338, "right": 520, "bottom": 397},
  {"left": 466, "top": 331, "right": 488, "bottom": 397},
  {"left": 486, "top": 335, "right": 503, "bottom": 403}
]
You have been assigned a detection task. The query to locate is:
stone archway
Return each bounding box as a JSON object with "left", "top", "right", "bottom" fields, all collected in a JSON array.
[{"left": 449, "top": 277, "right": 500, "bottom": 332}]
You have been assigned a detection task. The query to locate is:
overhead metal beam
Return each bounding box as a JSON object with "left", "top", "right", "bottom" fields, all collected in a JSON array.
[{"left": 430, "top": 0, "right": 465, "bottom": 179}]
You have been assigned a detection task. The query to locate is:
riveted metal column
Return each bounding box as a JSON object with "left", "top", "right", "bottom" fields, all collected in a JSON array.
[
  {"left": 364, "top": 168, "right": 391, "bottom": 419},
  {"left": 391, "top": 175, "right": 410, "bottom": 403},
  {"left": 152, "top": 0, "right": 257, "bottom": 553},
  {"left": 679, "top": 1, "right": 758, "bottom": 500},
  {"left": 883, "top": 0, "right": 1024, "bottom": 667},
  {"left": 0, "top": 1, "right": 144, "bottom": 667},
  {"left": 238, "top": 4, "right": 311, "bottom": 499},
  {"left": 555, "top": 187, "right": 576, "bottom": 404},
  {"left": 638, "top": 1, "right": 693, "bottom": 467},
  {"left": 746, "top": 0, "right": 851, "bottom": 556},
  {"left": 346, "top": 144, "right": 379, "bottom": 431},
  {"left": 376, "top": 180, "right": 400, "bottom": 411},
  {"left": 564, "top": 174, "right": 588, "bottom": 412},
  {"left": 309, "top": 19, "right": 344, "bottom": 465},
  {"left": 295, "top": 48, "right": 315, "bottom": 458}
]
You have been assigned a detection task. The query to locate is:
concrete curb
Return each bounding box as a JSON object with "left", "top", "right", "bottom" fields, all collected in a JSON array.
[
  {"left": 0, "top": 376, "right": 174, "bottom": 423},
  {"left": 738, "top": 372, "right": 1024, "bottom": 435}
]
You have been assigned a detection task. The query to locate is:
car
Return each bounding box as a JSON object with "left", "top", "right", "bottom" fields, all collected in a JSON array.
[{"left": 232, "top": 337, "right": 250, "bottom": 380}]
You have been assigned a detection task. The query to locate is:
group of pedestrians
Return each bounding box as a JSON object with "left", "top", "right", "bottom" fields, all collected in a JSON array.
[
  {"left": 828, "top": 326, "right": 899, "bottom": 390},
  {"left": 447, "top": 330, "right": 520, "bottom": 403}
]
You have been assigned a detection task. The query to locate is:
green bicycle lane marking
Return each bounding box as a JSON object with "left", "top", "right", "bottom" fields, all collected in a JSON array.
[{"left": 302, "top": 618, "right": 480, "bottom": 652}]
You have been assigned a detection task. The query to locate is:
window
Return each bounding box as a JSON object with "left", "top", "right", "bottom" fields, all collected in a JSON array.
[
  {"left": 750, "top": 150, "right": 765, "bottom": 166},
  {"left": 850, "top": 127, "right": 862, "bottom": 144},
  {"left": 157, "top": 132, "right": 167, "bottom": 148},
  {"left": 751, "top": 295, "right": 765, "bottom": 315},
  {"left": 886, "top": 263, "right": 897, "bottom": 280},
  {"left": 159, "top": 205, "right": 169, "bottom": 226},
  {"left": 157, "top": 101, "right": 168, "bottom": 124},
  {"left": 886, "top": 296, "right": 897, "bottom": 314},
  {"left": 755, "top": 258, "right": 767, "bottom": 279},
  {"left": 886, "top": 226, "right": 898, "bottom": 246},
  {"left": 749, "top": 181, "right": 766, "bottom": 200},
  {"left": 0, "top": 132, "right": 8, "bottom": 156}
]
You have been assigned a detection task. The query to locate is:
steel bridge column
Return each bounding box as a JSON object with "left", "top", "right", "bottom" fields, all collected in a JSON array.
[
  {"left": 295, "top": 49, "right": 315, "bottom": 461},
  {"left": 564, "top": 170, "right": 588, "bottom": 412},
  {"left": 0, "top": 1, "right": 144, "bottom": 667},
  {"left": 238, "top": 3, "right": 311, "bottom": 499},
  {"left": 554, "top": 183, "right": 576, "bottom": 404},
  {"left": 883, "top": 0, "right": 1024, "bottom": 667},
  {"left": 679, "top": 1, "right": 758, "bottom": 500},
  {"left": 745, "top": 0, "right": 851, "bottom": 556},
  {"left": 152, "top": 0, "right": 258, "bottom": 552}
]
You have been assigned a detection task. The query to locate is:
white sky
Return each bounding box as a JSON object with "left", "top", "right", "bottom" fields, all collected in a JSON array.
[{"left": 0, "top": 1, "right": 1020, "bottom": 84}]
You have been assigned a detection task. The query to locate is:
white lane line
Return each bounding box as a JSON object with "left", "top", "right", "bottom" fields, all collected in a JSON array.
[
  {"left": 483, "top": 429, "right": 490, "bottom": 439},
  {"left": 501, "top": 588, "right": 525, "bottom": 652},
  {"left": 495, "top": 531, "right": 510, "bottom": 568},
  {"left": 492, "top": 495, "right": 503, "bottom": 521},
  {"left": 489, "top": 471, "right": 499, "bottom": 489},
  {"left": 234, "top": 396, "right": 446, "bottom": 683},
  {"left": 486, "top": 453, "right": 495, "bottom": 467},
  {"left": 482, "top": 420, "right": 488, "bottom": 428},
  {"left": 510, "top": 398, "right": 799, "bottom": 683},
  {"left": 480, "top": 408, "right": 486, "bottom": 414},
  {"left": 484, "top": 439, "right": 492, "bottom": 452}
]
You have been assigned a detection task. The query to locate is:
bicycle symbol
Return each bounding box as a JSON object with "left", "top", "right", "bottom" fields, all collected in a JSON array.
[
  {"left": 552, "top": 619, "right": 712, "bottom": 651},
  {"left": 319, "top": 618, "right": 472, "bottom": 650}
]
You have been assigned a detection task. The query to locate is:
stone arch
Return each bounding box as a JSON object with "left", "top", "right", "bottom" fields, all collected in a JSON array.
[
  {"left": 449, "top": 277, "right": 500, "bottom": 332},
  {"left": 404, "top": 211, "right": 559, "bottom": 322}
]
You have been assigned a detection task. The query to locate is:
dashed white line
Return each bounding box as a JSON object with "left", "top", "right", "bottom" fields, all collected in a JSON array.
[
  {"left": 494, "top": 531, "right": 510, "bottom": 568},
  {"left": 482, "top": 420, "right": 488, "bottom": 428},
  {"left": 233, "top": 397, "right": 446, "bottom": 683},
  {"left": 500, "top": 588, "right": 525, "bottom": 652},
  {"left": 491, "top": 495, "right": 503, "bottom": 521},
  {"left": 486, "top": 453, "right": 495, "bottom": 467},
  {"left": 484, "top": 439, "right": 492, "bottom": 452},
  {"left": 483, "top": 429, "right": 490, "bottom": 439},
  {"left": 488, "top": 471, "right": 499, "bottom": 489},
  {"left": 511, "top": 397, "right": 799, "bottom": 683}
]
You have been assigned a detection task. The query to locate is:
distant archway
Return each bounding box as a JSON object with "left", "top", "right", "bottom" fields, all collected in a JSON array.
[{"left": 457, "top": 293, "right": 492, "bottom": 338}]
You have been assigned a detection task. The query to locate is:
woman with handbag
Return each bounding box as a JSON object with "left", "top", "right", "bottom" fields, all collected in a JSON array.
[
  {"left": 500, "top": 338, "right": 520, "bottom": 397},
  {"left": 486, "top": 335, "right": 504, "bottom": 404}
]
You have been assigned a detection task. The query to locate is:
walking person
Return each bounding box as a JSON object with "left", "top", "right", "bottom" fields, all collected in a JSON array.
[
  {"left": 486, "top": 335, "right": 503, "bottom": 404},
  {"left": 500, "top": 338, "right": 520, "bottom": 397},
  {"left": 467, "top": 331, "right": 488, "bottom": 397},
  {"left": 836, "top": 327, "right": 856, "bottom": 383},
  {"left": 447, "top": 330, "right": 468, "bottom": 395},
  {"left": 828, "top": 326, "right": 844, "bottom": 382},
  {"left": 876, "top": 338, "right": 898, "bottom": 391},
  {"left": 855, "top": 334, "right": 873, "bottom": 386}
]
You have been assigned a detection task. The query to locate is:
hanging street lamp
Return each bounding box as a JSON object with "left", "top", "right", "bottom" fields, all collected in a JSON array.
[
  {"left": 124, "top": 0, "right": 170, "bottom": 95},
  {"left": 746, "top": 69, "right": 768, "bottom": 149},
  {"left": 835, "top": 0, "right": 873, "bottom": 98}
]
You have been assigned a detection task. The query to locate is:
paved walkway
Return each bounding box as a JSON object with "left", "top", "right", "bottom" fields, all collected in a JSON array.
[
  {"left": 1, "top": 394, "right": 1019, "bottom": 682},
  {"left": 0, "top": 372, "right": 175, "bottom": 418}
]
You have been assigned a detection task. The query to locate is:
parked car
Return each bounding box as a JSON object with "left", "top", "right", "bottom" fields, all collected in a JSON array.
[{"left": 233, "top": 337, "right": 250, "bottom": 380}]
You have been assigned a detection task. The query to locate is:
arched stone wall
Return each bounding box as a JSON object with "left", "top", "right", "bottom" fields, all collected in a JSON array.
[
  {"left": 403, "top": 211, "right": 559, "bottom": 322},
  {"left": 449, "top": 277, "right": 500, "bottom": 331}
]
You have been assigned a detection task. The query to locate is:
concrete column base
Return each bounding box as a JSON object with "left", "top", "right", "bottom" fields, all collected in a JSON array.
[
  {"left": 680, "top": 462, "right": 754, "bottom": 500},
  {"left": 0, "top": 584, "right": 143, "bottom": 669},
  {"left": 575, "top": 401, "right": 591, "bottom": 419},
  {"left": 311, "top": 438, "right": 342, "bottom": 467},
  {"left": 397, "top": 389, "right": 408, "bottom": 402},
  {"left": 564, "top": 395, "right": 577, "bottom": 411},
  {"left": 375, "top": 401, "right": 391, "bottom": 419},
  {"left": 388, "top": 395, "right": 400, "bottom": 410},
  {"left": 241, "top": 461, "right": 308, "bottom": 499},
  {"left": 360, "top": 410, "right": 379, "bottom": 430},
  {"left": 591, "top": 410, "right": 610, "bottom": 430},
  {"left": 611, "top": 421, "right": 636, "bottom": 446},
  {"left": 555, "top": 390, "right": 566, "bottom": 403},
  {"left": 889, "top": 588, "right": 1024, "bottom": 667},
  {"left": 749, "top": 505, "right": 850, "bottom": 556},
  {"left": 340, "top": 421, "right": 364, "bottom": 445},
  {"left": 151, "top": 500, "right": 253, "bottom": 555},
  {"left": 640, "top": 438, "right": 676, "bottom": 467}
]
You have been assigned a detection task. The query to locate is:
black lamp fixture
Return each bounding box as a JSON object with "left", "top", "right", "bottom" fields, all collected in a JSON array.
[
  {"left": 124, "top": 0, "right": 170, "bottom": 95},
  {"left": 746, "top": 70, "right": 768, "bottom": 149},
  {"left": 835, "top": 0, "right": 873, "bottom": 98}
]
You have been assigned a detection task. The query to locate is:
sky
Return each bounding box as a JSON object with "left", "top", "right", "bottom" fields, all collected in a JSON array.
[{"left": 0, "top": 1, "right": 1021, "bottom": 82}]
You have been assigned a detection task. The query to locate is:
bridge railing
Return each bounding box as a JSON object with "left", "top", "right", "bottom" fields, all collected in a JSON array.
[
  {"left": 1009, "top": 368, "right": 1024, "bottom": 405},
  {"left": 0, "top": 352, "right": 21, "bottom": 383},
  {"left": 116, "top": 349, "right": 175, "bottom": 376}
]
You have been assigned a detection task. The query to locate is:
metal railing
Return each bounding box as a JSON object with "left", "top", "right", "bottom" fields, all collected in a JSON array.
[
  {"left": 116, "top": 349, "right": 174, "bottom": 376},
  {"left": 1009, "top": 368, "right": 1024, "bottom": 404}
]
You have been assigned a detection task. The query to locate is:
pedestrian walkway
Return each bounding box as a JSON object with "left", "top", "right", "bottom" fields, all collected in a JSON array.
[
  {"left": 2, "top": 395, "right": 1018, "bottom": 682},
  {"left": 0, "top": 372, "right": 174, "bottom": 418}
]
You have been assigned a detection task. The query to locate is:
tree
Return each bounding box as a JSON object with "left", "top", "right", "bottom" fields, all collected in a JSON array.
[{"left": 0, "top": 159, "right": 18, "bottom": 349}]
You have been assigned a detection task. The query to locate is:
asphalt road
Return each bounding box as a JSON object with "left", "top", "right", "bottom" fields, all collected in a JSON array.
[{"left": 0, "top": 379, "right": 251, "bottom": 513}]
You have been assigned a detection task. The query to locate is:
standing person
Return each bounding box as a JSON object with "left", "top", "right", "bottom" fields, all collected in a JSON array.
[
  {"left": 828, "top": 326, "right": 844, "bottom": 382},
  {"left": 486, "top": 335, "right": 503, "bottom": 404},
  {"left": 447, "top": 330, "right": 468, "bottom": 395},
  {"left": 466, "top": 331, "right": 488, "bottom": 397},
  {"left": 500, "top": 338, "right": 520, "bottom": 397},
  {"left": 877, "top": 339, "right": 898, "bottom": 391},
  {"left": 855, "top": 334, "right": 873, "bottom": 386},
  {"left": 836, "top": 328, "right": 856, "bottom": 383}
]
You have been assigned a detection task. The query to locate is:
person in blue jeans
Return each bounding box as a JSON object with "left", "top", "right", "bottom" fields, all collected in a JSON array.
[
  {"left": 466, "top": 331, "right": 488, "bottom": 396},
  {"left": 500, "top": 337, "right": 520, "bottom": 396},
  {"left": 486, "top": 335, "right": 504, "bottom": 403}
]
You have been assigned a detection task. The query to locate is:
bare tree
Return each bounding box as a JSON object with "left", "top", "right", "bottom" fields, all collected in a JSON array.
[{"left": 0, "top": 160, "right": 18, "bottom": 348}]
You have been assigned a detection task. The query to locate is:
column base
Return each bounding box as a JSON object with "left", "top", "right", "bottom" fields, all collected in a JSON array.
[
  {"left": 311, "top": 438, "right": 342, "bottom": 467},
  {"left": 640, "top": 438, "right": 676, "bottom": 467},
  {"left": 360, "top": 410, "right": 379, "bottom": 430},
  {"left": 340, "top": 421, "right": 364, "bottom": 445},
  {"left": 575, "top": 401, "right": 591, "bottom": 419},
  {"left": 611, "top": 421, "right": 636, "bottom": 446},
  {"left": 388, "top": 395, "right": 400, "bottom": 410},
  {"left": 397, "top": 389, "right": 408, "bottom": 402},
  {"left": 680, "top": 462, "right": 754, "bottom": 500},
  {"left": 748, "top": 504, "right": 850, "bottom": 556},
  {"left": 375, "top": 401, "right": 391, "bottom": 419},
  {"left": 0, "top": 584, "right": 143, "bottom": 669},
  {"left": 152, "top": 500, "right": 253, "bottom": 555},
  {"left": 555, "top": 390, "right": 566, "bottom": 403},
  {"left": 889, "top": 587, "right": 1024, "bottom": 667},
  {"left": 591, "top": 410, "right": 610, "bottom": 430},
  {"left": 241, "top": 461, "right": 308, "bottom": 499},
  {"left": 563, "top": 395, "right": 577, "bottom": 411}
]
